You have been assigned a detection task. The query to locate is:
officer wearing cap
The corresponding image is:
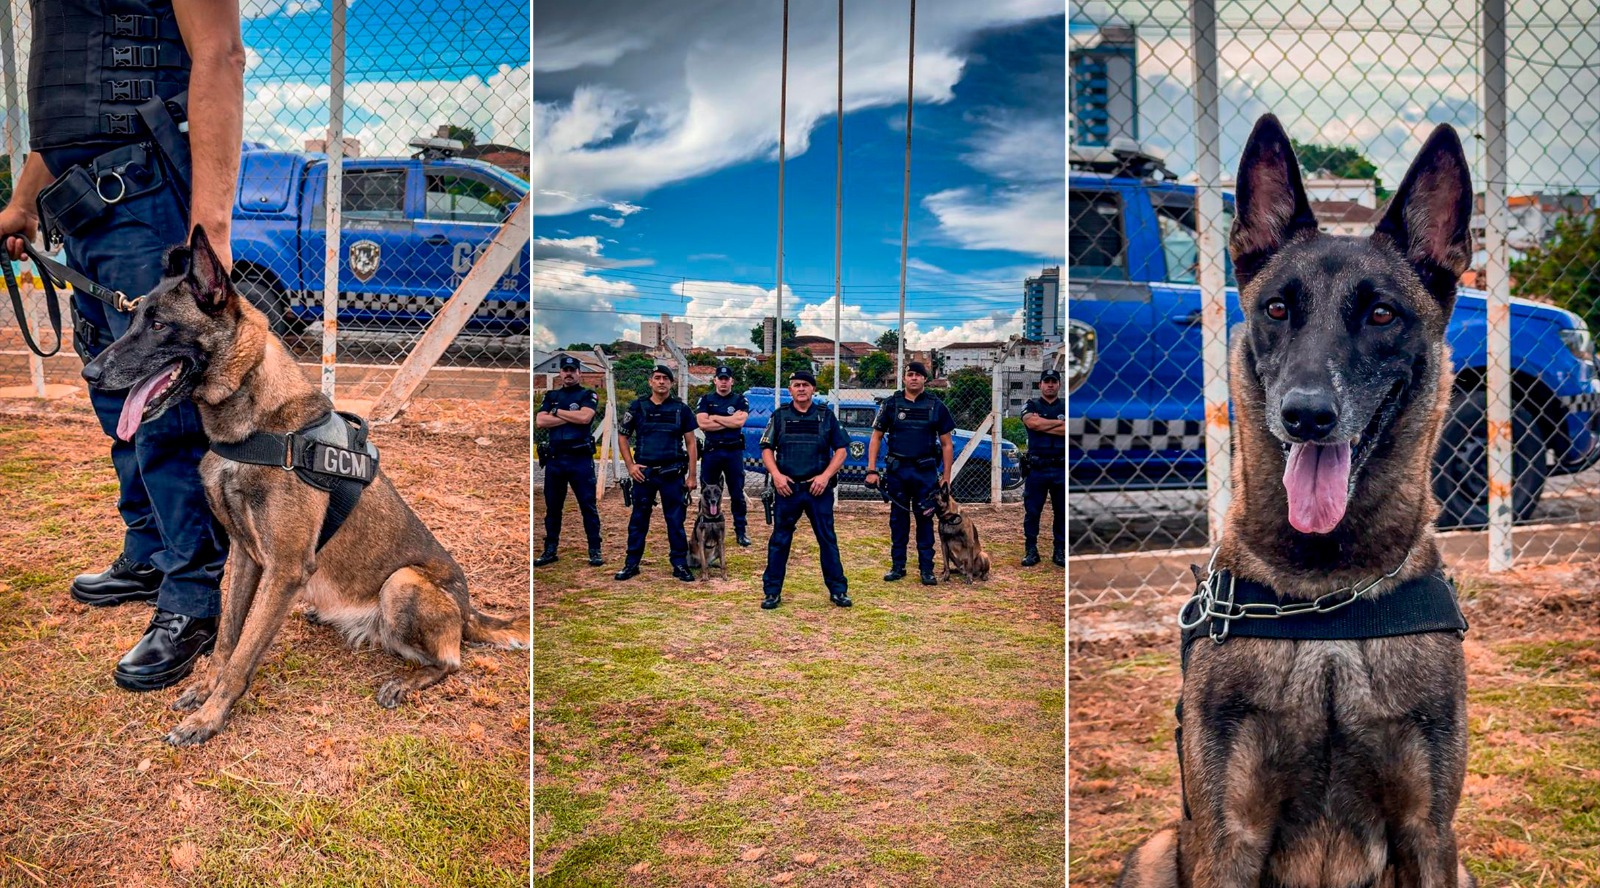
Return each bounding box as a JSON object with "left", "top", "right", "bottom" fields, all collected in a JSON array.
[
  {"left": 695, "top": 364, "right": 752, "bottom": 547},
  {"left": 535, "top": 355, "right": 604, "bottom": 568},
  {"left": 866, "top": 360, "right": 956, "bottom": 585},
  {"left": 759, "top": 369, "right": 851, "bottom": 610},
  {"left": 0, "top": 0, "right": 244, "bottom": 691},
  {"left": 1021, "top": 368, "right": 1066, "bottom": 567},
  {"left": 616, "top": 365, "right": 698, "bottom": 582}
]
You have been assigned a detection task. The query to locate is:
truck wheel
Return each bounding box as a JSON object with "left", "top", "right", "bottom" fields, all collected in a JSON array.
[
  {"left": 953, "top": 460, "right": 992, "bottom": 503},
  {"left": 1432, "top": 388, "right": 1548, "bottom": 529},
  {"left": 234, "top": 270, "right": 300, "bottom": 335}
]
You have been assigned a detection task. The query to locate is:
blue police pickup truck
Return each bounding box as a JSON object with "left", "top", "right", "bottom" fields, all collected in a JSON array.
[
  {"left": 230, "top": 141, "right": 529, "bottom": 337},
  {"left": 1068, "top": 146, "right": 1600, "bottom": 528},
  {"left": 734, "top": 386, "right": 1025, "bottom": 501}
]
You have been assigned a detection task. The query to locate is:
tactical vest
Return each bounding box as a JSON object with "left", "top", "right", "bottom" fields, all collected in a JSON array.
[
  {"left": 633, "top": 398, "right": 687, "bottom": 465},
  {"left": 885, "top": 392, "right": 938, "bottom": 460},
  {"left": 698, "top": 391, "right": 745, "bottom": 449},
  {"left": 775, "top": 405, "right": 830, "bottom": 480},
  {"left": 28, "top": 0, "right": 191, "bottom": 150},
  {"left": 1027, "top": 397, "right": 1065, "bottom": 461},
  {"left": 546, "top": 386, "right": 596, "bottom": 454}
]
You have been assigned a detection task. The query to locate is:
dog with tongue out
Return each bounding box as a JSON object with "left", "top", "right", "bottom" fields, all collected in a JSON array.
[{"left": 1116, "top": 115, "right": 1479, "bottom": 887}]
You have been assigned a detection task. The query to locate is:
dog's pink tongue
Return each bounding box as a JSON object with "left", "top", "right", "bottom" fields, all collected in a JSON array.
[
  {"left": 116, "top": 363, "right": 178, "bottom": 442},
  {"left": 1283, "top": 441, "right": 1353, "bottom": 535}
]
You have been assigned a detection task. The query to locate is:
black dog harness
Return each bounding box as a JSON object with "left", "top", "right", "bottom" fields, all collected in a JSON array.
[
  {"left": 209, "top": 411, "right": 380, "bottom": 550},
  {"left": 1172, "top": 557, "right": 1468, "bottom": 820}
]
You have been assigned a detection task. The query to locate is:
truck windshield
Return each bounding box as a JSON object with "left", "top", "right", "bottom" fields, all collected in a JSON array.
[{"left": 839, "top": 407, "right": 876, "bottom": 429}]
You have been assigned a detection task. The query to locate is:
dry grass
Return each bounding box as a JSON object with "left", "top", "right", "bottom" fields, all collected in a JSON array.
[
  {"left": 534, "top": 498, "right": 1066, "bottom": 887},
  {"left": 1069, "top": 565, "right": 1600, "bottom": 886},
  {"left": 0, "top": 397, "right": 530, "bottom": 887}
]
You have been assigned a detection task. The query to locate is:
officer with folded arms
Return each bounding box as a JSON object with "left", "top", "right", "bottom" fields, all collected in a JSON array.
[
  {"left": 535, "top": 355, "right": 604, "bottom": 568},
  {"left": 1021, "top": 368, "right": 1066, "bottom": 567},
  {"left": 759, "top": 369, "right": 851, "bottom": 610},
  {"left": 616, "top": 366, "right": 698, "bottom": 582},
  {"left": 865, "top": 361, "right": 955, "bottom": 585},
  {"left": 696, "top": 364, "right": 752, "bottom": 547}
]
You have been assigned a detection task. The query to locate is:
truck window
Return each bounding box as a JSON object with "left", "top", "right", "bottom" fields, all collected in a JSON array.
[
  {"left": 1068, "top": 191, "right": 1127, "bottom": 280},
  {"left": 315, "top": 168, "right": 407, "bottom": 223},
  {"left": 839, "top": 407, "right": 876, "bottom": 429},
  {"left": 1152, "top": 193, "right": 1237, "bottom": 287},
  {"left": 425, "top": 173, "right": 511, "bottom": 223}
]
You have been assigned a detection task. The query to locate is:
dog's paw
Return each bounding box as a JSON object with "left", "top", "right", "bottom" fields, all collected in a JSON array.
[
  {"left": 165, "top": 715, "right": 221, "bottom": 747},
  {"left": 303, "top": 608, "right": 325, "bottom": 626},
  {"left": 170, "top": 684, "right": 210, "bottom": 712},
  {"left": 375, "top": 679, "right": 409, "bottom": 709}
]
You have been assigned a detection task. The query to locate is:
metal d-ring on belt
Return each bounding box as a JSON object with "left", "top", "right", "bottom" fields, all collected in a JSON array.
[{"left": 2, "top": 235, "right": 139, "bottom": 358}]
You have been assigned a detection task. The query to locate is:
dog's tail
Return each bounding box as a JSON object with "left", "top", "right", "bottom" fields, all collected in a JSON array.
[{"left": 464, "top": 606, "right": 530, "bottom": 650}]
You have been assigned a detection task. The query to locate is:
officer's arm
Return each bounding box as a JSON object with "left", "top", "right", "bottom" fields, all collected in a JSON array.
[
  {"left": 534, "top": 410, "right": 561, "bottom": 429},
  {"left": 867, "top": 430, "right": 883, "bottom": 473},
  {"left": 1047, "top": 418, "right": 1066, "bottom": 436},
  {"left": 1022, "top": 409, "right": 1047, "bottom": 431},
  {"left": 695, "top": 409, "right": 722, "bottom": 432},
  {"left": 556, "top": 406, "right": 596, "bottom": 425},
  {"left": 940, "top": 432, "right": 955, "bottom": 482},
  {"left": 726, "top": 410, "right": 749, "bottom": 429},
  {"left": 683, "top": 430, "right": 699, "bottom": 488},
  {"left": 173, "top": 0, "right": 246, "bottom": 269},
  {"left": 0, "top": 154, "right": 54, "bottom": 259}
]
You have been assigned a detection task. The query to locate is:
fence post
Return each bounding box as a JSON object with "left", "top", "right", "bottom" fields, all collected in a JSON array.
[
  {"left": 0, "top": 0, "right": 44, "bottom": 398},
  {"left": 1483, "top": 0, "right": 1514, "bottom": 572},
  {"left": 991, "top": 348, "right": 1003, "bottom": 505},
  {"left": 593, "top": 347, "right": 618, "bottom": 500},
  {"left": 320, "top": 0, "right": 346, "bottom": 398},
  {"left": 1190, "top": 0, "right": 1231, "bottom": 548},
  {"left": 664, "top": 338, "right": 689, "bottom": 401}
]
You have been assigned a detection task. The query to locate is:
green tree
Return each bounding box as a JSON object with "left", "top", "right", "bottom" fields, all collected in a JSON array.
[
  {"left": 875, "top": 328, "right": 900, "bottom": 353},
  {"left": 1511, "top": 211, "right": 1600, "bottom": 333},
  {"left": 686, "top": 348, "right": 718, "bottom": 366},
  {"left": 751, "top": 348, "right": 829, "bottom": 393},
  {"left": 446, "top": 125, "right": 477, "bottom": 147},
  {"left": 944, "top": 368, "right": 992, "bottom": 429},
  {"left": 612, "top": 353, "right": 659, "bottom": 396},
  {"left": 855, "top": 352, "right": 893, "bottom": 386},
  {"left": 1290, "top": 139, "right": 1387, "bottom": 198},
  {"left": 562, "top": 342, "right": 594, "bottom": 351},
  {"left": 1002, "top": 417, "right": 1029, "bottom": 450},
  {"left": 750, "top": 319, "right": 798, "bottom": 351}
]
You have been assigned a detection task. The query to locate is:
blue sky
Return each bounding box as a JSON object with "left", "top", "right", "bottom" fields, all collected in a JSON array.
[{"left": 532, "top": 1, "right": 1065, "bottom": 353}]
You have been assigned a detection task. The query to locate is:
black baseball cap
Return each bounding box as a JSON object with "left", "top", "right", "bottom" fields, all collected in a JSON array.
[
  {"left": 1040, "top": 368, "right": 1061, "bottom": 383},
  {"left": 715, "top": 364, "right": 734, "bottom": 378},
  {"left": 558, "top": 354, "right": 581, "bottom": 370},
  {"left": 789, "top": 368, "right": 817, "bottom": 386},
  {"left": 652, "top": 364, "right": 675, "bottom": 381},
  {"left": 906, "top": 361, "right": 929, "bottom": 377}
]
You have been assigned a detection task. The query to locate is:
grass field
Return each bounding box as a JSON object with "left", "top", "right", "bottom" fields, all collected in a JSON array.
[
  {"left": 0, "top": 397, "right": 530, "bottom": 887},
  {"left": 534, "top": 496, "right": 1066, "bottom": 886},
  {"left": 1069, "top": 566, "right": 1600, "bottom": 886}
]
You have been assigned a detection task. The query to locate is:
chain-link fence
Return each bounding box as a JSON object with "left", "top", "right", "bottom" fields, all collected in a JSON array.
[
  {"left": 0, "top": 0, "right": 530, "bottom": 408},
  {"left": 1069, "top": 1, "right": 1600, "bottom": 604}
]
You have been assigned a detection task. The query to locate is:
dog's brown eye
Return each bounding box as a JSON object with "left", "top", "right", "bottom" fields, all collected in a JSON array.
[
  {"left": 1369, "top": 304, "right": 1395, "bottom": 326},
  {"left": 1265, "top": 299, "right": 1288, "bottom": 321},
  {"left": 151, "top": 321, "right": 167, "bottom": 331}
]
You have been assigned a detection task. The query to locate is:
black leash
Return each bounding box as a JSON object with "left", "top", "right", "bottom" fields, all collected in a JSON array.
[{"left": 3, "top": 236, "right": 139, "bottom": 358}]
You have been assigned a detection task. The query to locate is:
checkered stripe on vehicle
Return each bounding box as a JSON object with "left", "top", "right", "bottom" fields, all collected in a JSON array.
[
  {"left": 1560, "top": 392, "right": 1600, "bottom": 414},
  {"left": 1069, "top": 417, "right": 1206, "bottom": 452},
  {"left": 289, "top": 291, "right": 530, "bottom": 320}
]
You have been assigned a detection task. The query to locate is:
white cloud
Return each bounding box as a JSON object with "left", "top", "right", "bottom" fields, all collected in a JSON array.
[
  {"left": 610, "top": 201, "right": 645, "bottom": 216},
  {"left": 588, "top": 214, "right": 626, "bottom": 228},
  {"left": 530, "top": 238, "right": 643, "bottom": 350},
  {"left": 242, "top": 0, "right": 319, "bottom": 18},
  {"left": 924, "top": 185, "right": 1065, "bottom": 258}
]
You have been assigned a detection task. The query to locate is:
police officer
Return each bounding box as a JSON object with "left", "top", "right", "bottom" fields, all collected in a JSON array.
[
  {"left": 759, "top": 369, "right": 851, "bottom": 610},
  {"left": 535, "top": 355, "right": 604, "bottom": 568},
  {"left": 696, "top": 364, "right": 752, "bottom": 547},
  {"left": 0, "top": 0, "right": 242, "bottom": 690},
  {"left": 865, "top": 361, "right": 956, "bottom": 585},
  {"left": 1021, "top": 369, "right": 1066, "bottom": 567},
  {"left": 616, "top": 366, "right": 698, "bottom": 582}
]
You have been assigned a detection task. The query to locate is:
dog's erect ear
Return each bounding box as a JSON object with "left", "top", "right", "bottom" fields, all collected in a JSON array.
[
  {"left": 1372, "top": 124, "right": 1473, "bottom": 311},
  {"left": 1230, "top": 114, "right": 1320, "bottom": 289},
  {"left": 187, "top": 225, "right": 231, "bottom": 314}
]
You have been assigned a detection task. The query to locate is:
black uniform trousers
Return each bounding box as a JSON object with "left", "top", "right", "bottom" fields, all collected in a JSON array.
[
  {"left": 887, "top": 459, "right": 940, "bottom": 574},
  {"left": 699, "top": 446, "right": 748, "bottom": 533},
  {"left": 1023, "top": 460, "right": 1065, "bottom": 554},
  {"left": 762, "top": 480, "right": 847, "bottom": 598},
  {"left": 542, "top": 452, "right": 602, "bottom": 551},
  {"left": 625, "top": 466, "right": 690, "bottom": 569}
]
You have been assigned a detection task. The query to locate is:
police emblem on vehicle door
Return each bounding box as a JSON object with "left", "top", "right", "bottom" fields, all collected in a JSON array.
[
  {"left": 349, "top": 240, "right": 381, "bottom": 282},
  {"left": 849, "top": 441, "right": 866, "bottom": 459}
]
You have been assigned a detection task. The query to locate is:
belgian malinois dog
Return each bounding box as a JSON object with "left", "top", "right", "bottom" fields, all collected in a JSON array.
[
  {"left": 82, "top": 226, "right": 529, "bottom": 747},
  {"left": 687, "top": 482, "right": 728, "bottom": 581},
  {"left": 931, "top": 486, "right": 989, "bottom": 582},
  {"left": 1117, "top": 116, "right": 1475, "bottom": 886}
]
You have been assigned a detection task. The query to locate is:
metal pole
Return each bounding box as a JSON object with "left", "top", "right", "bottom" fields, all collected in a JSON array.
[
  {"left": 896, "top": 0, "right": 915, "bottom": 383},
  {"left": 1190, "top": 0, "right": 1231, "bottom": 548},
  {"left": 991, "top": 346, "right": 1002, "bottom": 505},
  {"left": 321, "top": 0, "right": 346, "bottom": 398},
  {"left": 1484, "top": 0, "right": 1513, "bottom": 571},
  {"left": 774, "top": 0, "right": 788, "bottom": 408},
  {"left": 834, "top": 0, "right": 843, "bottom": 407},
  {"left": 0, "top": 0, "right": 43, "bottom": 397}
]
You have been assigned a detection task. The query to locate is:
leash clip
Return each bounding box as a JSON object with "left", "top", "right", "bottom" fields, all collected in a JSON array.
[{"left": 114, "top": 291, "right": 141, "bottom": 313}]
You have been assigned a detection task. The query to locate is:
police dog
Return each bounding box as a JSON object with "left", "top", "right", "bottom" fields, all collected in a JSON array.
[
  {"left": 931, "top": 485, "right": 989, "bottom": 582},
  {"left": 1117, "top": 117, "right": 1475, "bottom": 886},
  {"left": 81, "top": 226, "right": 529, "bottom": 747},
  {"left": 687, "top": 482, "right": 728, "bottom": 581}
]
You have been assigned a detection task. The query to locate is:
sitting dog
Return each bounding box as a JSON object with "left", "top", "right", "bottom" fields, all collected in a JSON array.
[
  {"left": 81, "top": 226, "right": 529, "bottom": 747},
  {"left": 687, "top": 482, "right": 728, "bottom": 581},
  {"left": 932, "top": 485, "right": 989, "bottom": 582},
  {"left": 1117, "top": 116, "right": 1476, "bottom": 886}
]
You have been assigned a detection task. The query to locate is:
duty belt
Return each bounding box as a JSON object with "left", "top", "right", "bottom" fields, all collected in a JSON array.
[
  {"left": 209, "top": 411, "right": 380, "bottom": 551},
  {"left": 2, "top": 236, "right": 139, "bottom": 358}
]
